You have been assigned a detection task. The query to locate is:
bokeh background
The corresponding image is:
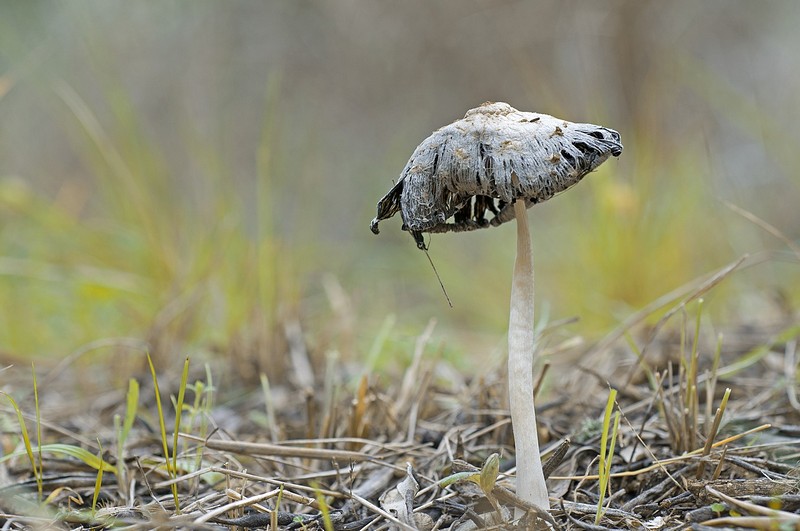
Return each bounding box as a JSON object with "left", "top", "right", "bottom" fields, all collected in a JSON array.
[{"left": 1, "top": 1, "right": 798, "bottom": 379}]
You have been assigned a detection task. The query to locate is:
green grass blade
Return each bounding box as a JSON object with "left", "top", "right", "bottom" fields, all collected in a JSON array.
[
  {"left": 607, "top": 412, "right": 621, "bottom": 476},
  {"left": 597, "top": 410, "right": 621, "bottom": 521},
  {"left": 313, "top": 482, "right": 334, "bottom": 531},
  {"left": 115, "top": 378, "right": 139, "bottom": 500},
  {"left": 717, "top": 324, "right": 800, "bottom": 378},
  {"left": 479, "top": 453, "right": 500, "bottom": 495},
  {"left": 171, "top": 357, "right": 190, "bottom": 513},
  {"left": 0, "top": 392, "right": 40, "bottom": 495},
  {"left": 364, "top": 314, "right": 395, "bottom": 375},
  {"left": 0, "top": 443, "right": 116, "bottom": 472},
  {"left": 121, "top": 378, "right": 139, "bottom": 445},
  {"left": 596, "top": 388, "right": 618, "bottom": 525},
  {"left": 438, "top": 471, "right": 480, "bottom": 488},
  {"left": 271, "top": 485, "right": 284, "bottom": 530},
  {"left": 92, "top": 440, "right": 104, "bottom": 516},
  {"left": 146, "top": 353, "right": 174, "bottom": 484},
  {"left": 31, "top": 363, "right": 43, "bottom": 500}
]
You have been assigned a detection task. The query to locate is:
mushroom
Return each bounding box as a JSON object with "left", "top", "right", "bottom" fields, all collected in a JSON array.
[{"left": 370, "top": 102, "right": 622, "bottom": 515}]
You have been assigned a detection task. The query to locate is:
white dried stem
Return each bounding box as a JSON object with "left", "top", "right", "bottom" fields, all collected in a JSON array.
[{"left": 508, "top": 199, "right": 549, "bottom": 514}]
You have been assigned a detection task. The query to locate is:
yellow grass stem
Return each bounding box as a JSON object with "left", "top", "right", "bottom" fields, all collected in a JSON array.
[
  {"left": 271, "top": 485, "right": 284, "bottom": 530},
  {"left": 260, "top": 373, "right": 279, "bottom": 442},
  {"left": 147, "top": 352, "right": 179, "bottom": 510},
  {"left": 0, "top": 392, "right": 40, "bottom": 498},
  {"left": 595, "top": 388, "right": 620, "bottom": 524},
  {"left": 116, "top": 377, "right": 139, "bottom": 497},
  {"left": 696, "top": 387, "right": 731, "bottom": 479},
  {"left": 91, "top": 439, "right": 104, "bottom": 516},
  {"left": 705, "top": 334, "right": 723, "bottom": 432},
  {"left": 552, "top": 423, "right": 771, "bottom": 481},
  {"left": 313, "top": 482, "right": 334, "bottom": 531},
  {"left": 31, "top": 363, "right": 42, "bottom": 501},
  {"left": 121, "top": 378, "right": 139, "bottom": 446},
  {"left": 0, "top": 443, "right": 115, "bottom": 472},
  {"left": 170, "top": 357, "right": 190, "bottom": 513}
]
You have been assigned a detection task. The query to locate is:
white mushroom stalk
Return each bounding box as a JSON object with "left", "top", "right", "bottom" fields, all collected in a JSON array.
[
  {"left": 508, "top": 197, "right": 548, "bottom": 512},
  {"left": 371, "top": 102, "right": 623, "bottom": 516}
]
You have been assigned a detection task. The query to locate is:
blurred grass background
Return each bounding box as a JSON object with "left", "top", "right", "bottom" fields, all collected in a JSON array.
[{"left": 1, "top": 1, "right": 798, "bottom": 379}]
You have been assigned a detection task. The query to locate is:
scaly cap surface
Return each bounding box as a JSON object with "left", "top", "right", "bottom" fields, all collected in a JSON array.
[{"left": 371, "top": 102, "right": 622, "bottom": 248}]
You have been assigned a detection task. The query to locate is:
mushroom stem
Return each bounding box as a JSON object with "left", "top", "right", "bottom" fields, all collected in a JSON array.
[{"left": 508, "top": 199, "right": 549, "bottom": 515}]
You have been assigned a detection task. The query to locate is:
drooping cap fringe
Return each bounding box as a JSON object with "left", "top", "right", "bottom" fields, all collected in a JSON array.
[{"left": 370, "top": 102, "right": 622, "bottom": 248}]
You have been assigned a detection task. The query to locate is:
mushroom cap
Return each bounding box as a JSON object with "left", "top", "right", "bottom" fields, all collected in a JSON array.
[{"left": 370, "top": 102, "right": 623, "bottom": 246}]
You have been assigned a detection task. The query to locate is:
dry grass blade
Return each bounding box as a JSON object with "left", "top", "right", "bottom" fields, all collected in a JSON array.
[
  {"left": 711, "top": 444, "right": 728, "bottom": 481},
  {"left": 785, "top": 339, "right": 800, "bottom": 412},
  {"left": 550, "top": 423, "right": 772, "bottom": 481},
  {"left": 194, "top": 488, "right": 281, "bottom": 523},
  {"left": 348, "top": 491, "right": 418, "bottom": 531},
  {"left": 587, "top": 254, "right": 750, "bottom": 360},
  {"left": 154, "top": 466, "right": 339, "bottom": 501},
  {"left": 721, "top": 198, "right": 800, "bottom": 260},
  {"left": 285, "top": 320, "right": 315, "bottom": 389},
  {"left": 716, "top": 323, "right": 800, "bottom": 378},
  {"left": 699, "top": 515, "right": 798, "bottom": 528},
  {"left": 394, "top": 319, "right": 436, "bottom": 420},
  {"left": 696, "top": 388, "right": 731, "bottom": 479},
  {"left": 703, "top": 485, "right": 800, "bottom": 524},
  {"left": 260, "top": 373, "right": 280, "bottom": 442},
  {"left": 349, "top": 375, "right": 369, "bottom": 442},
  {"left": 1, "top": 260, "right": 795, "bottom": 530},
  {"left": 183, "top": 434, "right": 400, "bottom": 465}
]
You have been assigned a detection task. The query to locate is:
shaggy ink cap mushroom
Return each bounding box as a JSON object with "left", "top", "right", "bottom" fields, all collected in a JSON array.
[
  {"left": 371, "top": 102, "right": 622, "bottom": 517},
  {"left": 370, "top": 101, "right": 623, "bottom": 249}
]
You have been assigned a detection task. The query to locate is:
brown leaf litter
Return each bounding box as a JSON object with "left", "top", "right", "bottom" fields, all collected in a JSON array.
[{"left": 0, "top": 300, "right": 798, "bottom": 530}]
